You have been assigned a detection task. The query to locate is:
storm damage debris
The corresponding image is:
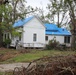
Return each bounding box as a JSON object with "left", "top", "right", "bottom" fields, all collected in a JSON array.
[{"left": 13, "top": 55, "right": 76, "bottom": 75}]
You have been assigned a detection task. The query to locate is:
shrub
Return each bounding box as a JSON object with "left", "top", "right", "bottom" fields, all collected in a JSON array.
[
  {"left": 46, "top": 44, "right": 51, "bottom": 50},
  {"left": 46, "top": 38, "right": 59, "bottom": 50},
  {"left": 3, "top": 39, "right": 11, "bottom": 48}
]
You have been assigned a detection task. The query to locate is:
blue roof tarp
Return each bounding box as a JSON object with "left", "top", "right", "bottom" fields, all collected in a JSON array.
[
  {"left": 45, "top": 23, "right": 71, "bottom": 36},
  {"left": 13, "top": 16, "right": 71, "bottom": 36},
  {"left": 45, "top": 23, "right": 58, "bottom": 31},
  {"left": 13, "top": 16, "right": 34, "bottom": 27}
]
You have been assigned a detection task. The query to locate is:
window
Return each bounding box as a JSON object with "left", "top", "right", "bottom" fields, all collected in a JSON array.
[
  {"left": 4, "top": 33, "right": 10, "bottom": 40},
  {"left": 5, "top": 34, "right": 6, "bottom": 40},
  {"left": 45, "top": 36, "right": 48, "bottom": 41},
  {"left": 64, "top": 36, "right": 70, "bottom": 43},
  {"left": 33, "top": 34, "right": 37, "bottom": 41},
  {"left": 7, "top": 33, "right": 9, "bottom": 39}
]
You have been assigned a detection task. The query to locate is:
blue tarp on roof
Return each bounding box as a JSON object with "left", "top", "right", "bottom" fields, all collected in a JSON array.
[
  {"left": 45, "top": 23, "right": 71, "bottom": 36},
  {"left": 13, "top": 16, "right": 34, "bottom": 27},
  {"left": 45, "top": 23, "right": 58, "bottom": 31},
  {"left": 13, "top": 16, "right": 71, "bottom": 36}
]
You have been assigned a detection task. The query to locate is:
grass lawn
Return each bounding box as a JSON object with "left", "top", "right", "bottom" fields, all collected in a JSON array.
[
  {"left": 0, "top": 48, "right": 76, "bottom": 64},
  {"left": 0, "top": 72, "right": 13, "bottom": 75}
]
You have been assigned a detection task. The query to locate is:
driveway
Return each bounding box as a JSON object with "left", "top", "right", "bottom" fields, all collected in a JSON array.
[{"left": 0, "top": 63, "right": 35, "bottom": 72}]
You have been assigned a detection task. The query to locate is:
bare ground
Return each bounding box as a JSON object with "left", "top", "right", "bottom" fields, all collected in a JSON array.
[{"left": 0, "top": 63, "right": 35, "bottom": 72}]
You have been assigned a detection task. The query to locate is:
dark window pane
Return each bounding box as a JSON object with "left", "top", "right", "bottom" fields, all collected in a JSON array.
[
  {"left": 5, "top": 34, "right": 6, "bottom": 40},
  {"left": 33, "top": 34, "right": 37, "bottom": 41},
  {"left": 68, "top": 36, "right": 70, "bottom": 43},
  {"left": 64, "top": 36, "right": 70, "bottom": 43},
  {"left": 45, "top": 36, "right": 48, "bottom": 41},
  {"left": 7, "top": 33, "right": 9, "bottom": 39}
]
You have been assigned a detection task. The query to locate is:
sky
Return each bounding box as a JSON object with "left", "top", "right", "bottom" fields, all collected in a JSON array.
[
  {"left": 26, "top": 0, "right": 50, "bottom": 10},
  {"left": 25, "top": 0, "right": 69, "bottom": 28}
]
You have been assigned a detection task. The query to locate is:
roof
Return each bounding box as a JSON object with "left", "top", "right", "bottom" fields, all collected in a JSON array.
[
  {"left": 45, "top": 23, "right": 58, "bottom": 31},
  {"left": 45, "top": 23, "right": 71, "bottom": 36},
  {"left": 13, "top": 16, "right": 34, "bottom": 27},
  {"left": 13, "top": 16, "right": 45, "bottom": 28},
  {"left": 13, "top": 16, "right": 71, "bottom": 36}
]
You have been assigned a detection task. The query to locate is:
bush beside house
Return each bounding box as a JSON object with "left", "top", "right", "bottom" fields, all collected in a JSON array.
[
  {"left": 3, "top": 39, "right": 11, "bottom": 48},
  {"left": 46, "top": 37, "right": 59, "bottom": 50}
]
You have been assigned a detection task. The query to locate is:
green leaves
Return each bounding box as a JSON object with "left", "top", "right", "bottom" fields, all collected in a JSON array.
[
  {"left": 0, "top": 4, "right": 13, "bottom": 32},
  {"left": 12, "top": 30, "right": 21, "bottom": 37}
]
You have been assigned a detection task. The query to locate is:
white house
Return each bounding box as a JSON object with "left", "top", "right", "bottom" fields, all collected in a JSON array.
[
  {"left": 4, "top": 16, "right": 71, "bottom": 48},
  {"left": 10, "top": 16, "right": 45, "bottom": 48},
  {"left": 45, "top": 23, "right": 71, "bottom": 47}
]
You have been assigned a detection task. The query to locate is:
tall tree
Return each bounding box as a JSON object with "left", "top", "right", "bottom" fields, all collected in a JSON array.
[
  {"left": 47, "top": 0, "right": 76, "bottom": 49},
  {"left": 0, "top": 0, "right": 9, "bottom": 47},
  {"left": 47, "top": 0, "right": 69, "bottom": 27},
  {"left": 64, "top": 0, "right": 76, "bottom": 49},
  {"left": 0, "top": 0, "right": 36, "bottom": 47}
]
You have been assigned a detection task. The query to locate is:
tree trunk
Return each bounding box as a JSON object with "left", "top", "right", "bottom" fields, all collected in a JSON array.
[
  {"left": 71, "top": 34, "right": 75, "bottom": 49},
  {"left": 0, "top": 31, "right": 3, "bottom": 47},
  {"left": 57, "top": 12, "right": 60, "bottom": 27},
  {"left": 67, "top": 0, "right": 76, "bottom": 49},
  {"left": 70, "top": 20, "right": 76, "bottom": 49},
  {"left": 0, "top": 7, "right": 3, "bottom": 47}
]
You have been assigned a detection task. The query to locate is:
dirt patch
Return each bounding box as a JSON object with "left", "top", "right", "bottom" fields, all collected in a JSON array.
[
  {"left": 19, "top": 49, "right": 31, "bottom": 53},
  {"left": 0, "top": 47, "right": 6, "bottom": 50},
  {"left": 0, "top": 52, "right": 19, "bottom": 61},
  {"left": 0, "top": 63, "right": 32, "bottom": 72},
  {"left": 0, "top": 49, "right": 31, "bottom": 62}
]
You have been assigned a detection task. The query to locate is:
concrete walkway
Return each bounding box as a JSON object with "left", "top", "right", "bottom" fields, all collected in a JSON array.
[{"left": 0, "top": 63, "right": 35, "bottom": 72}]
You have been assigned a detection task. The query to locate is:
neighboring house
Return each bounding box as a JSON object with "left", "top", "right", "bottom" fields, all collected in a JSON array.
[
  {"left": 10, "top": 16, "right": 45, "bottom": 48},
  {"left": 45, "top": 23, "right": 71, "bottom": 47}
]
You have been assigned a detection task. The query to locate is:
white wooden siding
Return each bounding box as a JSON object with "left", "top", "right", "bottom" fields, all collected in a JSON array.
[
  {"left": 46, "top": 35, "right": 64, "bottom": 44},
  {"left": 21, "top": 17, "right": 45, "bottom": 47},
  {"left": 45, "top": 35, "right": 71, "bottom": 47}
]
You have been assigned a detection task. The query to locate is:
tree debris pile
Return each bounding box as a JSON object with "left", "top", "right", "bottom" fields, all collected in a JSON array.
[{"left": 13, "top": 55, "right": 76, "bottom": 75}]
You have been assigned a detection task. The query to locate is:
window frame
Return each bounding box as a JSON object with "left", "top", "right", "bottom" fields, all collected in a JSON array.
[
  {"left": 45, "top": 36, "right": 48, "bottom": 41},
  {"left": 33, "top": 33, "right": 37, "bottom": 42},
  {"left": 64, "top": 36, "right": 70, "bottom": 43}
]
